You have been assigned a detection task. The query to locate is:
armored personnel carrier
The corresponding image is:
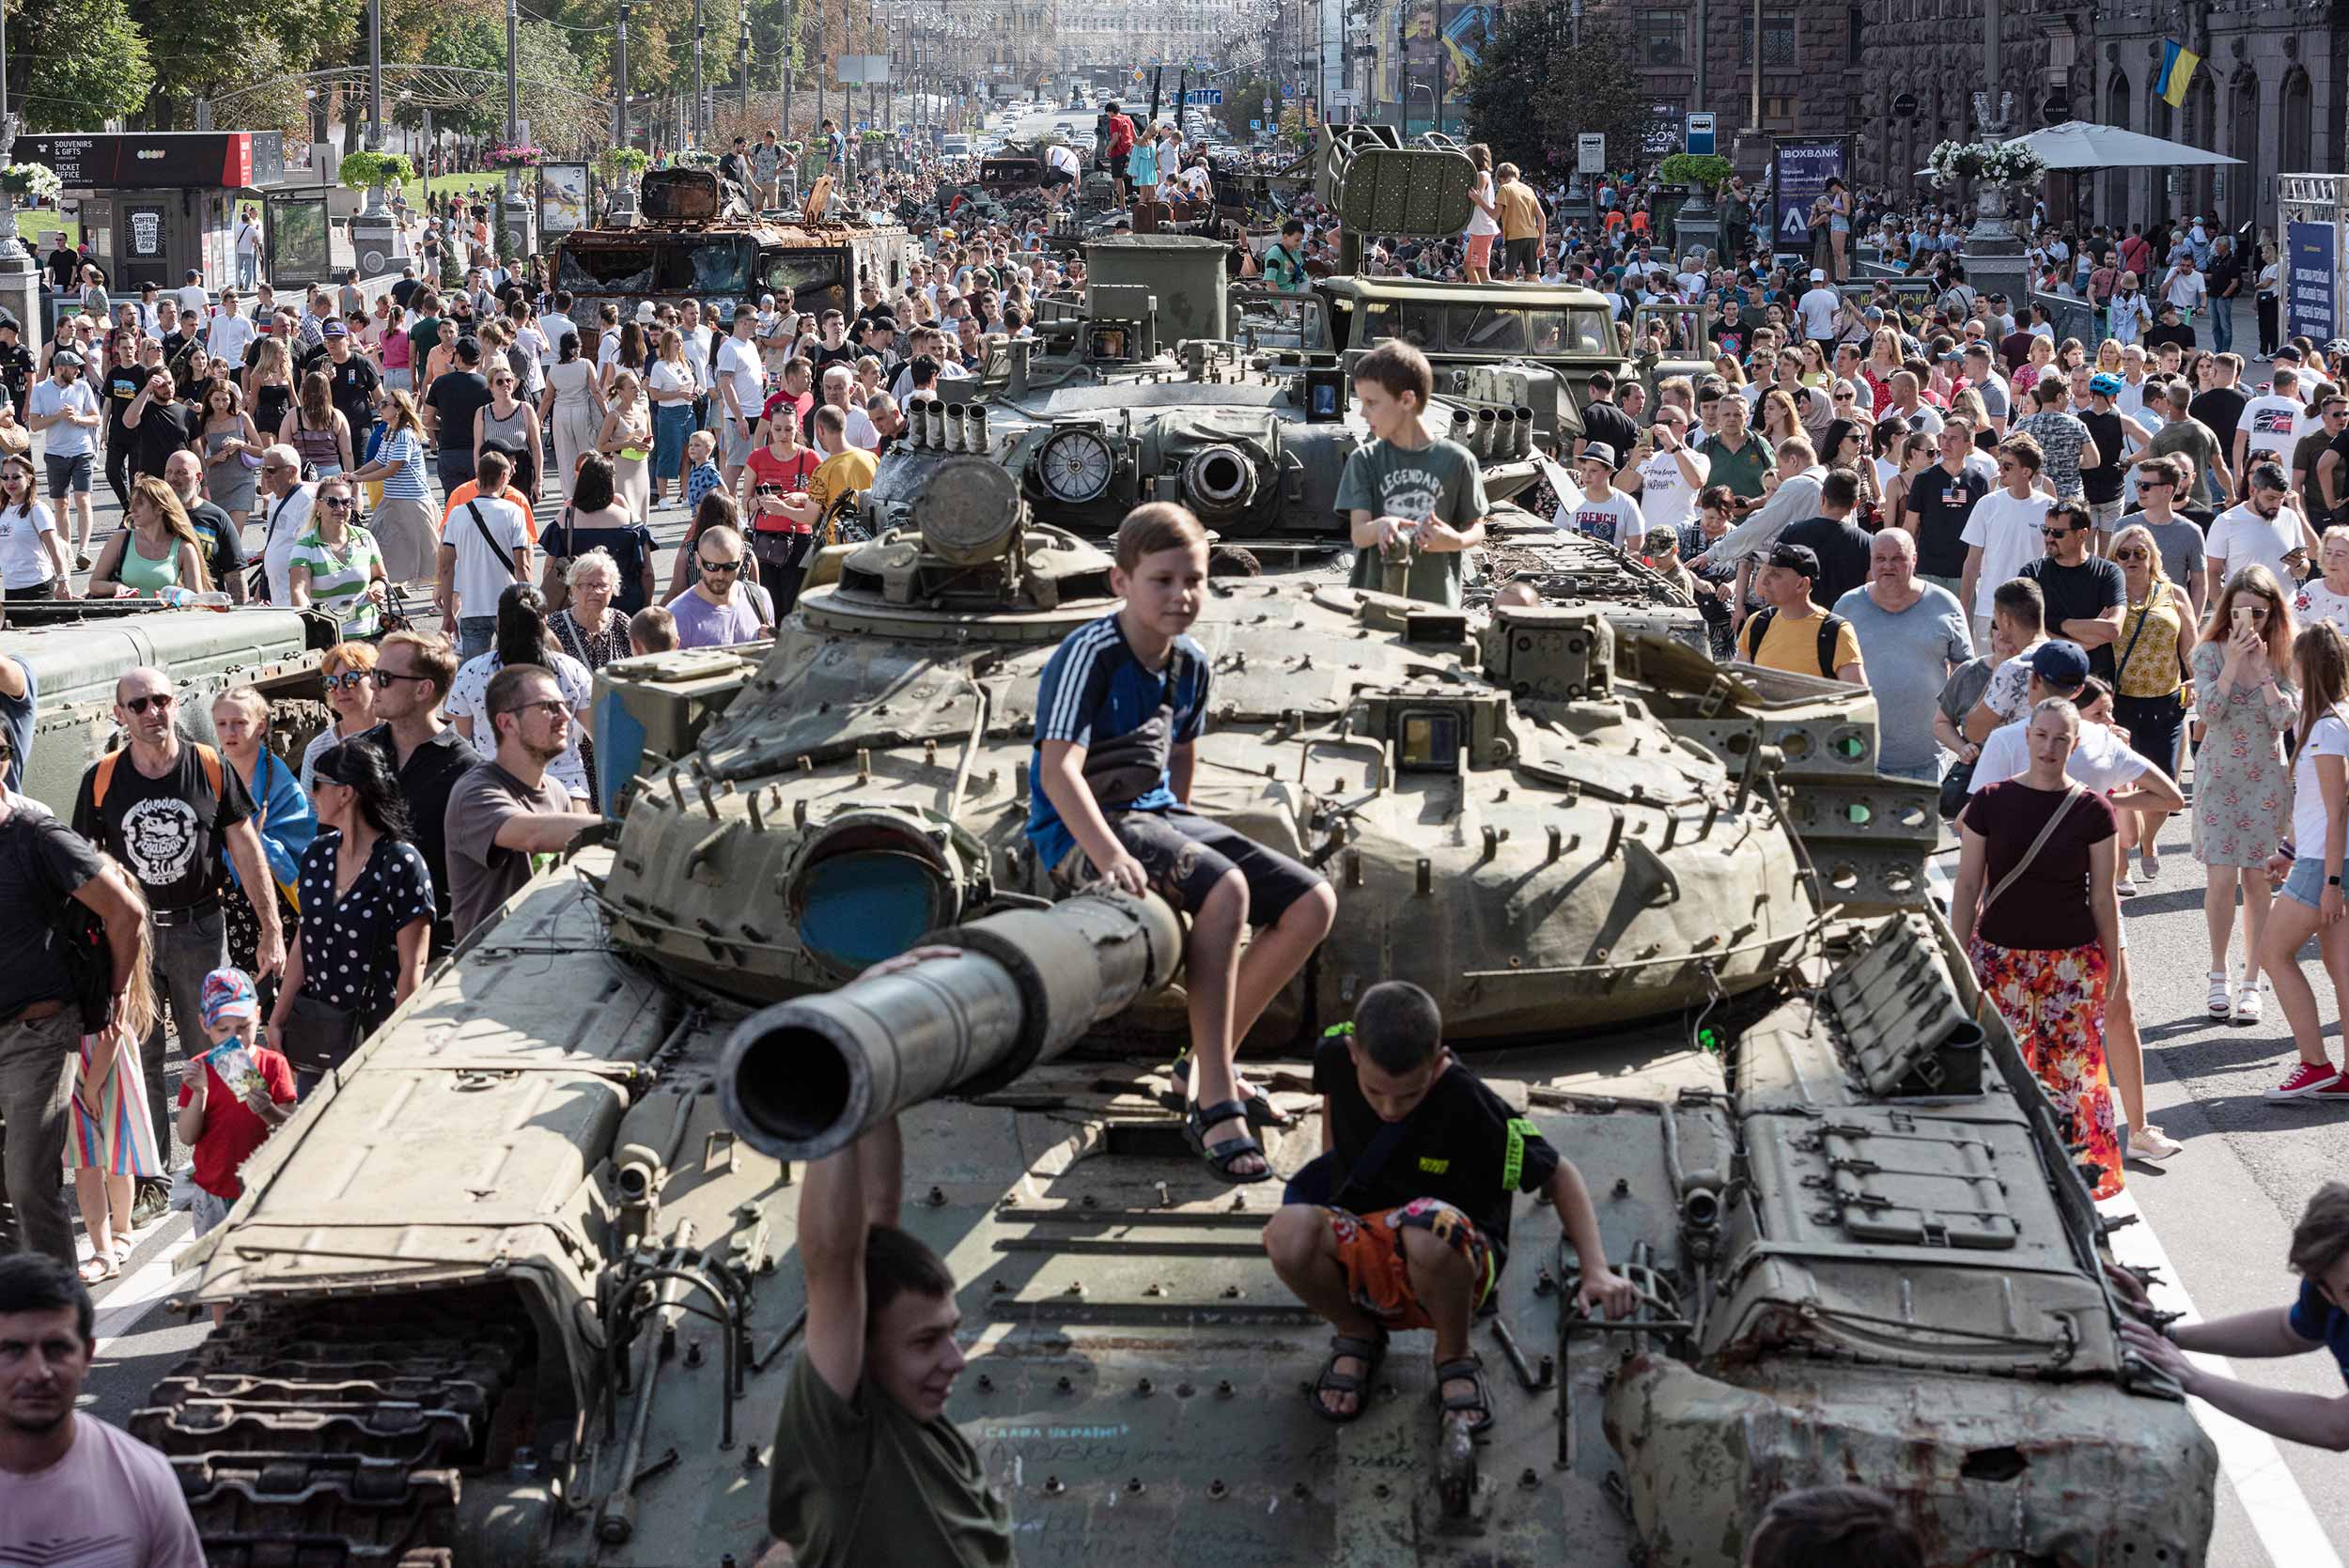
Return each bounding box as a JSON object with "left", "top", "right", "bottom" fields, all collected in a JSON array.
[
  {"left": 139, "top": 460, "right": 2215, "bottom": 1567},
  {"left": 552, "top": 165, "right": 918, "bottom": 327}
]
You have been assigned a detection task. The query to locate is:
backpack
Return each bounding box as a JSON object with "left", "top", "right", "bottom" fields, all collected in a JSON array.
[
  {"left": 90, "top": 742, "right": 222, "bottom": 814},
  {"left": 1742, "top": 606, "right": 1849, "bottom": 678},
  {"left": 8, "top": 815, "right": 116, "bottom": 1032}
]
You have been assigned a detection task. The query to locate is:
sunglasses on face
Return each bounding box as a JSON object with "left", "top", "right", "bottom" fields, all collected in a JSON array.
[
  {"left": 324, "top": 670, "right": 370, "bottom": 691},
  {"left": 699, "top": 556, "right": 742, "bottom": 573},
  {"left": 371, "top": 668, "right": 432, "bottom": 689},
  {"left": 2041, "top": 525, "right": 2074, "bottom": 537},
  {"left": 2114, "top": 548, "right": 2148, "bottom": 562},
  {"left": 319, "top": 496, "right": 354, "bottom": 511},
  {"left": 500, "top": 698, "right": 569, "bottom": 722},
  {"left": 124, "top": 691, "right": 175, "bottom": 715}
]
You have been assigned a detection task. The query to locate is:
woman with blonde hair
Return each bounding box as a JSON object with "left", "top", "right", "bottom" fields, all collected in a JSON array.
[
  {"left": 2014, "top": 334, "right": 2057, "bottom": 398},
  {"left": 2095, "top": 337, "right": 2125, "bottom": 374},
  {"left": 88, "top": 475, "right": 210, "bottom": 598},
  {"left": 2261, "top": 622, "right": 2349, "bottom": 1097},
  {"left": 243, "top": 333, "right": 295, "bottom": 441},
  {"left": 210, "top": 687, "right": 313, "bottom": 1011},
  {"left": 2109, "top": 520, "right": 2197, "bottom": 883},
  {"left": 598, "top": 368, "right": 654, "bottom": 522},
  {"left": 64, "top": 865, "right": 161, "bottom": 1283},
  {"left": 2192, "top": 564, "right": 2299, "bottom": 1022},
  {"left": 347, "top": 388, "right": 436, "bottom": 585}
]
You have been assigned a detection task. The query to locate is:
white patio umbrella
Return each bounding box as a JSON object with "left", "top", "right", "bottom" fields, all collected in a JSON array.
[{"left": 1997, "top": 121, "right": 2243, "bottom": 171}]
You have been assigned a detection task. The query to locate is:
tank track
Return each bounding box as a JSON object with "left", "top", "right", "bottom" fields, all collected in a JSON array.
[{"left": 130, "top": 1291, "right": 536, "bottom": 1567}]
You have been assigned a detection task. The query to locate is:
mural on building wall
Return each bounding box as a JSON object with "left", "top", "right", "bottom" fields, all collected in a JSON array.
[{"left": 1397, "top": 0, "right": 1496, "bottom": 118}]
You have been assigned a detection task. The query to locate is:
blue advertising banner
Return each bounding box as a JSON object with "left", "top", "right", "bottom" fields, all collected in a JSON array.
[
  {"left": 2287, "top": 220, "right": 2339, "bottom": 346},
  {"left": 1769, "top": 136, "right": 1849, "bottom": 261}
]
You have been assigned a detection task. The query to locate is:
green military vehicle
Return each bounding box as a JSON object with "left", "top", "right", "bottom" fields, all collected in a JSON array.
[{"left": 135, "top": 459, "right": 2217, "bottom": 1567}]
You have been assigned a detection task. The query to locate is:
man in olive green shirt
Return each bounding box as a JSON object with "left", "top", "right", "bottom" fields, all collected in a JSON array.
[
  {"left": 768, "top": 948, "right": 1014, "bottom": 1567},
  {"left": 1338, "top": 340, "right": 1490, "bottom": 606},
  {"left": 1696, "top": 395, "right": 1776, "bottom": 506}
]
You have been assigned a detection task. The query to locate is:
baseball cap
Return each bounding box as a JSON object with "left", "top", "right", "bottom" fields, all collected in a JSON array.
[
  {"left": 1862, "top": 306, "right": 1884, "bottom": 321},
  {"left": 1766, "top": 542, "right": 1820, "bottom": 581},
  {"left": 200, "top": 968, "right": 259, "bottom": 1031},
  {"left": 2029, "top": 639, "right": 2092, "bottom": 691},
  {"left": 1809, "top": 268, "right": 1826, "bottom": 282},
  {"left": 322, "top": 319, "right": 348, "bottom": 336},
  {"left": 2275, "top": 345, "right": 2305, "bottom": 363},
  {"left": 1578, "top": 442, "right": 1617, "bottom": 469},
  {"left": 2089, "top": 371, "right": 2123, "bottom": 396}
]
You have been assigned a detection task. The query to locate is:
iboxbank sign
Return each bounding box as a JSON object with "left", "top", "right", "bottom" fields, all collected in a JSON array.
[{"left": 1769, "top": 136, "right": 1848, "bottom": 257}]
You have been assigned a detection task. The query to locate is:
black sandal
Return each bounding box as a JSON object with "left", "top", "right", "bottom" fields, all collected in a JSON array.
[
  {"left": 1159, "top": 1054, "right": 1291, "bottom": 1129},
  {"left": 1185, "top": 1097, "right": 1272, "bottom": 1185},
  {"left": 1434, "top": 1354, "right": 1495, "bottom": 1436},
  {"left": 1309, "top": 1331, "right": 1387, "bottom": 1424}
]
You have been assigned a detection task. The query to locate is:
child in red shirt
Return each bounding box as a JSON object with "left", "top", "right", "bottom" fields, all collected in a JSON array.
[{"left": 176, "top": 967, "right": 296, "bottom": 1319}]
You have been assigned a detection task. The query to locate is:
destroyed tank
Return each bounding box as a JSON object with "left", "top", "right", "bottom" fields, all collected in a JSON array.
[{"left": 137, "top": 459, "right": 2217, "bottom": 1566}]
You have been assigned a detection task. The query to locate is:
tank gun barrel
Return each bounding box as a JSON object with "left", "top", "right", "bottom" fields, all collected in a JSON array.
[{"left": 719, "top": 891, "right": 1184, "bottom": 1159}]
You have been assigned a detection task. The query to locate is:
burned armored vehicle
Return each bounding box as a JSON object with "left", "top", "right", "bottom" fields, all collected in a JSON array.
[
  {"left": 552, "top": 165, "right": 918, "bottom": 325},
  {"left": 139, "top": 458, "right": 2215, "bottom": 1567}
]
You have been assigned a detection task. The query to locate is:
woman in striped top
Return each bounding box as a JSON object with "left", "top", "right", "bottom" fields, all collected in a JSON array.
[
  {"left": 288, "top": 473, "right": 389, "bottom": 635},
  {"left": 348, "top": 389, "right": 436, "bottom": 587}
]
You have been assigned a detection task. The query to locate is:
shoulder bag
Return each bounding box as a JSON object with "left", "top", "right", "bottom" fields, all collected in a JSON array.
[{"left": 1979, "top": 784, "right": 2086, "bottom": 919}]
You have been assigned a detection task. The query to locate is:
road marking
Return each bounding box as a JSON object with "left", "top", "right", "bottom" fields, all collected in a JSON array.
[
  {"left": 2102, "top": 1187, "right": 2341, "bottom": 1568},
  {"left": 93, "top": 1221, "right": 195, "bottom": 1354}
]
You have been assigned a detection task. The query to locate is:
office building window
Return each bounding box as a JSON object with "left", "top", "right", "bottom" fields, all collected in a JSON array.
[
  {"left": 1641, "top": 12, "right": 1688, "bottom": 68},
  {"left": 1739, "top": 11, "right": 1797, "bottom": 68}
]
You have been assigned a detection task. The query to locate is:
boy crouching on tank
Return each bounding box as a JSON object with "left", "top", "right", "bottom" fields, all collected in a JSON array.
[
  {"left": 1028, "top": 502, "right": 1338, "bottom": 1186},
  {"left": 1262, "top": 981, "right": 1637, "bottom": 1431}
]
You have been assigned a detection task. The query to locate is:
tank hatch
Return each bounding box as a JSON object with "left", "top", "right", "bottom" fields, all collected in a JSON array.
[{"left": 800, "top": 459, "right": 1117, "bottom": 642}]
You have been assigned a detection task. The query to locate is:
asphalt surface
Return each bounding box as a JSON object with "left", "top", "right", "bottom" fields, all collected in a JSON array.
[{"left": 59, "top": 270, "right": 2332, "bottom": 1568}]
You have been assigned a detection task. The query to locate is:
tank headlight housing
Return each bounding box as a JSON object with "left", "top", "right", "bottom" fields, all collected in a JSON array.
[
  {"left": 786, "top": 814, "right": 964, "bottom": 978},
  {"left": 1034, "top": 427, "right": 1116, "bottom": 505}
]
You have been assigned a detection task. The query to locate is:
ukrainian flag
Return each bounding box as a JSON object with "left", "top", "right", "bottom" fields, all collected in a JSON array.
[{"left": 2156, "top": 39, "right": 2201, "bottom": 108}]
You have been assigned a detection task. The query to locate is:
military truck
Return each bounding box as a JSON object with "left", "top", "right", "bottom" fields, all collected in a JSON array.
[{"left": 552, "top": 165, "right": 918, "bottom": 326}]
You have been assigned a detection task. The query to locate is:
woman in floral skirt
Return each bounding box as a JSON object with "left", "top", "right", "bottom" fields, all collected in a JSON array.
[
  {"left": 1952, "top": 697, "right": 2125, "bottom": 1199},
  {"left": 2192, "top": 566, "right": 2298, "bottom": 1024}
]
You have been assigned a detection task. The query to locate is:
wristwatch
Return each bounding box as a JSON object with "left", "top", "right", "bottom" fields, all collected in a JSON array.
[{"left": 2329, "top": 875, "right": 2342, "bottom": 888}]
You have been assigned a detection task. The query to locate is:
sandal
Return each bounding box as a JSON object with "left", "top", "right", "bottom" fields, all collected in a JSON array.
[
  {"left": 1434, "top": 1353, "right": 1495, "bottom": 1436},
  {"left": 2207, "top": 971, "right": 2232, "bottom": 1017},
  {"left": 1185, "top": 1097, "right": 1271, "bottom": 1185},
  {"left": 78, "top": 1252, "right": 117, "bottom": 1285},
  {"left": 1159, "top": 1053, "right": 1291, "bottom": 1129},
  {"left": 112, "top": 1235, "right": 135, "bottom": 1267},
  {"left": 1308, "top": 1330, "right": 1387, "bottom": 1424}
]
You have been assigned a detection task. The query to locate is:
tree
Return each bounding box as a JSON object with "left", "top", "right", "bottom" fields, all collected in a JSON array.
[
  {"left": 9, "top": 0, "right": 156, "bottom": 131},
  {"left": 130, "top": 0, "right": 360, "bottom": 122},
  {"left": 1457, "top": 8, "right": 1646, "bottom": 179}
]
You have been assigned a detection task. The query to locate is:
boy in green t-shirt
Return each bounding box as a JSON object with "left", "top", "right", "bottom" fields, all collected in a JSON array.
[{"left": 1337, "top": 341, "right": 1490, "bottom": 607}]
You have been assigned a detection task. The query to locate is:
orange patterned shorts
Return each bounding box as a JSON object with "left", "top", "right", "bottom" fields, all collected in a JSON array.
[{"left": 1322, "top": 1199, "right": 1497, "bottom": 1332}]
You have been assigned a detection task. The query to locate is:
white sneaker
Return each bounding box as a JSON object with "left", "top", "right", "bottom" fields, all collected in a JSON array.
[
  {"left": 2128, "top": 1126, "right": 2184, "bottom": 1161},
  {"left": 2233, "top": 984, "right": 2266, "bottom": 1025}
]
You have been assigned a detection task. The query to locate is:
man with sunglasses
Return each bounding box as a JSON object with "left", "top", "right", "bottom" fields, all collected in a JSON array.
[
  {"left": 356, "top": 631, "right": 476, "bottom": 955},
  {"left": 665, "top": 524, "right": 773, "bottom": 649},
  {"left": 2118, "top": 1181, "right": 2349, "bottom": 1452},
  {"left": 2114, "top": 456, "right": 2209, "bottom": 617},
  {"left": 2294, "top": 394, "right": 2349, "bottom": 524},
  {"left": 71, "top": 667, "right": 286, "bottom": 1169},
  {"left": 443, "top": 664, "right": 591, "bottom": 943},
  {"left": 25, "top": 349, "right": 100, "bottom": 570},
  {"left": 2017, "top": 499, "right": 2125, "bottom": 680}
]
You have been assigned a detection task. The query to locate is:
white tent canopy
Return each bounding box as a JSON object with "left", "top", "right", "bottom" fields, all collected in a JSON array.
[{"left": 2002, "top": 121, "right": 2243, "bottom": 171}]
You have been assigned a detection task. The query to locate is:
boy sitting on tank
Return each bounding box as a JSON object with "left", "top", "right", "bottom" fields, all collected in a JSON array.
[
  {"left": 1029, "top": 502, "right": 1338, "bottom": 1186},
  {"left": 1261, "top": 981, "right": 1637, "bottom": 1431},
  {"left": 1340, "top": 341, "right": 1489, "bottom": 609}
]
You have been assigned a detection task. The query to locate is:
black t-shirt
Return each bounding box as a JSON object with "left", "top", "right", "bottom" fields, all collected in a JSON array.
[
  {"left": 389, "top": 277, "right": 421, "bottom": 310},
  {"left": 353, "top": 722, "right": 480, "bottom": 955},
  {"left": 325, "top": 352, "right": 381, "bottom": 434},
  {"left": 811, "top": 341, "right": 858, "bottom": 374},
  {"left": 185, "top": 499, "right": 247, "bottom": 587},
  {"left": 2020, "top": 554, "right": 2127, "bottom": 678},
  {"left": 425, "top": 371, "right": 493, "bottom": 455},
  {"left": 0, "top": 342, "right": 35, "bottom": 411},
  {"left": 1578, "top": 397, "right": 1640, "bottom": 462},
  {"left": 101, "top": 365, "right": 145, "bottom": 432},
  {"left": 2077, "top": 409, "right": 2127, "bottom": 504},
  {"left": 70, "top": 741, "right": 256, "bottom": 912},
  {"left": 542, "top": 514, "right": 660, "bottom": 615},
  {"left": 1906, "top": 462, "right": 1990, "bottom": 578},
  {"left": 132, "top": 400, "right": 199, "bottom": 478},
  {"left": 1778, "top": 515, "right": 1875, "bottom": 609},
  {"left": 2189, "top": 387, "right": 2248, "bottom": 460},
  {"left": 0, "top": 810, "right": 107, "bottom": 1020},
  {"left": 1311, "top": 1033, "right": 1559, "bottom": 1268},
  {"left": 2145, "top": 320, "right": 2196, "bottom": 354},
  {"left": 44, "top": 248, "right": 79, "bottom": 290}
]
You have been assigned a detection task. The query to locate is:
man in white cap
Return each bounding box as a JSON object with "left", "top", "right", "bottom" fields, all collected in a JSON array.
[{"left": 1797, "top": 267, "right": 1841, "bottom": 348}]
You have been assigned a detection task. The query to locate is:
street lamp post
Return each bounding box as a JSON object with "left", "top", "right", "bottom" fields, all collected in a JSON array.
[
  {"left": 367, "top": 0, "right": 384, "bottom": 150},
  {"left": 693, "top": 0, "right": 706, "bottom": 145}
]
